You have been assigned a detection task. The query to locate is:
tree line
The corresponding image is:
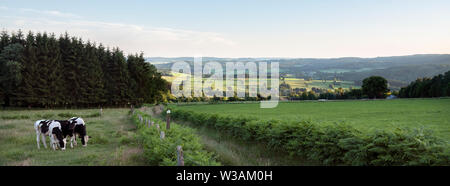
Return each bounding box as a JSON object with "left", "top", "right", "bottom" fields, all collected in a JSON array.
[
  {"left": 0, "top": 30, "right": 168, "bottom": 108},
  {"left": 398, "top": 70, "right": 450, "bottom": 98}
]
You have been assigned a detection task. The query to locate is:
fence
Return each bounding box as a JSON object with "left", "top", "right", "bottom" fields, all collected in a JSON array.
[
  {"left": 135, "top": 112, "right": 185, "bottom": 166},
  {"left": 133, "top": 109, "right": 220, "bottom": 166}
]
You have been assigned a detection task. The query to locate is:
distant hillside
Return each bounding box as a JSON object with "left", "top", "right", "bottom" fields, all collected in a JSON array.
[{"left": 147, "top": 54, "right": 450, "bottom": 90}]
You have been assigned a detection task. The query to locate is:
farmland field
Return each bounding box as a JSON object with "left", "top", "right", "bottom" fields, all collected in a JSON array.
[
  {"left": 162, "top": 72, "right": 358, "bottom": 91},
  {"left": 0, "top": 108, "right": 144, "bottom": 166},
  {"left": 283, "top": 78, "right": 358, "bottom": 90},
  {"left": 171, "top": 98, "right": 450, "bottom": 143}
]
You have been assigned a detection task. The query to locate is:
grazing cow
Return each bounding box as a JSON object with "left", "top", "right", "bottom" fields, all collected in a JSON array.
[
  {"left": 34, "top": 120, "right": 51, "bottom": 149},
  {"left": 48, "top": 121, "right": 66, "bottom": 151},
  {"left": 34, "top": 120, "right": 66, "bottom": 150},
  {"left": 55, "top": 120, "right": 76, "bottom": 148},
  {"left": 69, "top": 117, "right": 90, "bottom": 147}
]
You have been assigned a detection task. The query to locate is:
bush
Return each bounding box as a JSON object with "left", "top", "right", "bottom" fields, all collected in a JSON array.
[
  {"left": 168, "top": 108, "right": 449, "bottom": 166},
  {"left": 132, "top": 111, "right": 220, "bottom": 166}
]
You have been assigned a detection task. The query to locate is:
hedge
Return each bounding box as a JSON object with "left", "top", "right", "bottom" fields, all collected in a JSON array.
[
  {"left": 165, "top": 108, "right": 449, "bottom": 166},
  {"left": 131, "top": 110, "right": 220, "bottom": 166}
]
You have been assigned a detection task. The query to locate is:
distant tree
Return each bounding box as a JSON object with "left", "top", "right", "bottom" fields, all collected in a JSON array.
[
  {"left": 349, "top": 88, "right": 363, "bottom": 99},
  {"left": 362, "top": 76, "right": 389, "bottom": 99},
  {"left": 301, "top": 92, "right": 308, "bottom": 100},
  {"left": 399, "top": 70, "right": 450, "bottom": 98},
  {"left": 307, "top": 91, "right": 317, "bottom": 100}
]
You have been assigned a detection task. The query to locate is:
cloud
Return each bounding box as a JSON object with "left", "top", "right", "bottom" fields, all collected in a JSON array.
[
  {"left": 19, "top": 8, "right": 81, "bottom": 18},
  {"left": 0, "top": 7, "right": 235, "bottom": 57}
]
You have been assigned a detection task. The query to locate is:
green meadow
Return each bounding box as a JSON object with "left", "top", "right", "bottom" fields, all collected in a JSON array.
[
  {"left": 0, "top": 109, "right": 145, "bottom": 166},
  {"left": 172, "top": 98, "right": 450, "bottom": 143}
]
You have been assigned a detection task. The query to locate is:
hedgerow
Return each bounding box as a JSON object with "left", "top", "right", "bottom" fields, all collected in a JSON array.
[
  {"left": 166, "top": 108, "right": 449, "bottom": 166},
  {"left": 131, "top": 110, "right": 220, "bottom": 166}
]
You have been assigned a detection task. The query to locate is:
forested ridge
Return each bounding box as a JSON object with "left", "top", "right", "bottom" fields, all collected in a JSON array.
[
  {"left": 0, "top": 30, "right": 168, "bottom": 108},
  {"left": 399, "top": 70, "right": 450, "bottom": 98}
]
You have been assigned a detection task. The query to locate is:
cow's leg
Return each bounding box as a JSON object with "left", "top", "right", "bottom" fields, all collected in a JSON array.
[
  {"left": 36, "top": 131, "right": 40, "bottom": 149},
  {"left": 73, "top": 134, "right": 78, "bottom": 146},
  {"left": 70, "top": 135, "right": 74, "bottom": 148},
  {"left": 63, "top": 137, "right": 67, "bottom": 148},
  {"left": 41, "top": 133, "right": 47, "bottom": 149},
  {"left": 81, "top": 135, "right": 87, "bottom": 147},
  {"left": 50, "top": 135, "right": 56, "bottom": 150}
]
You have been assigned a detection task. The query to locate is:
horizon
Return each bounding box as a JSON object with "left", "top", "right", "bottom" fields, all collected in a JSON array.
[{"left": 145, "top": 53, "right": 450, "bottom": 59}]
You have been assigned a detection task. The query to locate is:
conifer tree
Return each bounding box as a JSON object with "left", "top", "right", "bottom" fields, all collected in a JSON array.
[
  {"left": 16, "top": 31, "right": 39, "bottom": 107},
  {"left": 1, "top": 30, "right": 168, "bottom": 107}
]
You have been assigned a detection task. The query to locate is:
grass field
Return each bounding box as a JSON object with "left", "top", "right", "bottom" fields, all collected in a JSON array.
[
  {"left": 172, "top": 99, "right": 450, "bottom": 143},
  {"left": 2, "top": 99, "right": 448, "bottom": 165},
  {"left": 0, "top": 108, "right": 145, "bottom": 166}
]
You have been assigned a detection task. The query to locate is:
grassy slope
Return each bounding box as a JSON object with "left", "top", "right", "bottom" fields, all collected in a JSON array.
[
  {"left": 0, "top": 108, "right": 145, "bottom": 166},
  {"left": 172, "top": 99, "right": 450, "bottom": 143}
]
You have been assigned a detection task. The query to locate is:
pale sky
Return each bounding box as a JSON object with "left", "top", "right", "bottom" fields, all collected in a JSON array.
[{"left": 1, "top": 0, "right": 449, "bottom": 58}]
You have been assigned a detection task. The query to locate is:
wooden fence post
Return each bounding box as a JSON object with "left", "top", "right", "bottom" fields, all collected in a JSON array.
[
  {"left": 100, "top": 107, "right": 103, "bottom": 117},
  {"left": 166, "top": 110, "right": 171, "bottom": 130},
  {"left": 177, "top": 146, "right": 184, "bottom": 166},
  {"left": 160, "top": 131, "right": 165, "bottom": 139}
]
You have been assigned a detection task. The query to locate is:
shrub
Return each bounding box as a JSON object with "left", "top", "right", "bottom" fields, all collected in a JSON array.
[
  {"left": 132, "top": 111, "right": 220, "bottom": 166},
  {"left": 168, "top": 107, "right": 449, "bottom": 166}
]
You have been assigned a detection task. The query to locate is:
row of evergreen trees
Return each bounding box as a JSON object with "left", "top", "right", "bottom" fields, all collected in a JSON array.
[
  {"left": 398, "top": 70, "right": 450, "bottom": 98},
  {"left": 0, "top": 30, "right": 168, "bottom": 108}
]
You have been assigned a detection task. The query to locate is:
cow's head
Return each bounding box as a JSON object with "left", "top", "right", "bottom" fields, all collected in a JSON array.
[
  {"left": 81, "top": 134, "right": 91, "bottom": 147},
  {"left": 52, "top": 127, "right": 66, "bottom": 150}
]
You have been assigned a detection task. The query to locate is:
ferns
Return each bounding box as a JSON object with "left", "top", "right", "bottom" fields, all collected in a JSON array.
[
  {"left": 132, "top": 111, "right": 220, "bottom": 166},
  {"left": 168, "top": 108, "right": 449, "bottom": 166}
]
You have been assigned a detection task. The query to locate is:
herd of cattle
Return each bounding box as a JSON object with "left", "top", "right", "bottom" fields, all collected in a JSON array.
[{"left": 34, "top": 117, "right": 90, "bottom": 151}]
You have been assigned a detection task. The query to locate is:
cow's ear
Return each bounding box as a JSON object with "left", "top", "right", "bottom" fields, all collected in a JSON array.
[{"left": 88, "top": 136, "right": 92, "bottom": 139}]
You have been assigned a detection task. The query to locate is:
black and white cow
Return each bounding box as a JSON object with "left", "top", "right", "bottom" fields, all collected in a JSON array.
[
  {"left": 55, "top": 120, "right": 76, "bottom": 148},
  {"left": 69, "top": 117, "right": 90, "bottom": 147},
  {"left": 34, "top": 120, "right": 66, "bottom": 150},
  {"left": 34, "top": 120, "right": 51, "bottom": 149}
]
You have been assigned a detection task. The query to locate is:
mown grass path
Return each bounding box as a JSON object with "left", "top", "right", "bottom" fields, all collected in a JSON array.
[{"left": 0, "top": 108, "right": 145, "bottom": 166}]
